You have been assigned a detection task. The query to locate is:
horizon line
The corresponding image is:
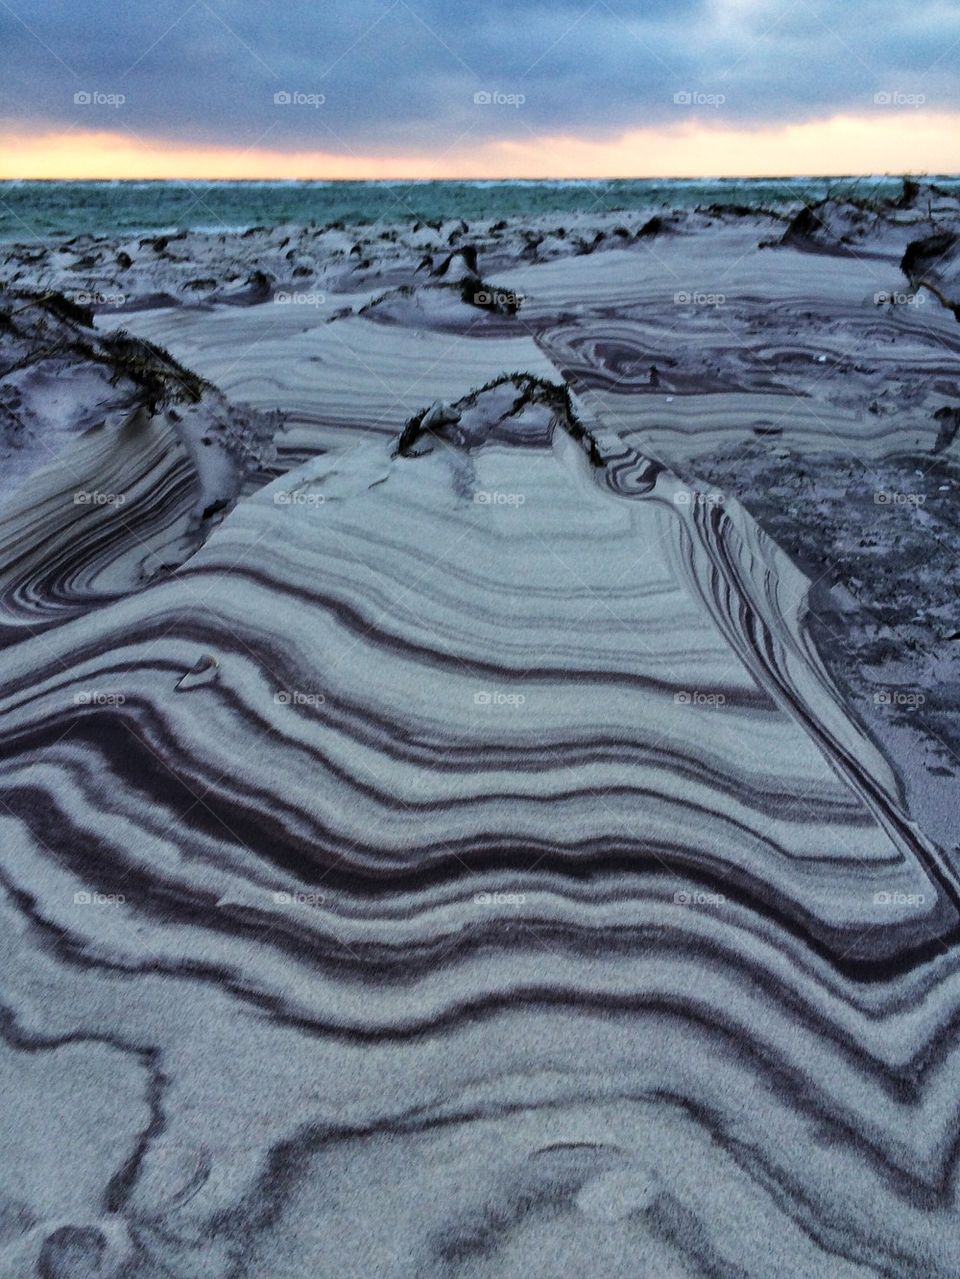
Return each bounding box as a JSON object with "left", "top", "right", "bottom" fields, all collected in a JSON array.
[{"left": 2, "top": 171, "right": 955, "bottom": 184}]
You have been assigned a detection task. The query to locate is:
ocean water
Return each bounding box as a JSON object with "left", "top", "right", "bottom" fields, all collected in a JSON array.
[{"left": 2, "top": 176, "right": 959, "bottom": 242}]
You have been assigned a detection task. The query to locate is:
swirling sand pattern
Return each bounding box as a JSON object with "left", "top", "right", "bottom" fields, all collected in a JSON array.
[
  {"left": 537, "top": 302, "right": 960, "bottom": 462},
  {"left": 0, "top": 388, "right": 956, "bottom": 1276},
  {"left": 0, "top": 410, "right": 206, "bottom": 642}
]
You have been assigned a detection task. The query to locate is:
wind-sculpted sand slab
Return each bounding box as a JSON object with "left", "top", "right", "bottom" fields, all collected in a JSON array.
[
  {"left": 0, "top": 381, "right": 956, "bottom": 1276},
  {"left": 119, "top": 305, "right": 560, "bottom": 461},
  {"left": 490, "top": 234, "right": 960, "bottom": 463},
  {"left": 540, "top": 300, "right": 960, "bottom": 462}
]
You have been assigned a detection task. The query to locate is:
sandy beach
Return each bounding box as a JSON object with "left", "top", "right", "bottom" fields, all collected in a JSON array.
[{"left": 1, "top": 179, "right": 959, "bottom": 1276}]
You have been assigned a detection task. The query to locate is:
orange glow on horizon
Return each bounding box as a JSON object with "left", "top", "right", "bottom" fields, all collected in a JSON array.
[{"left": 1, "top": 114, "right": 958, "bottom": 181}]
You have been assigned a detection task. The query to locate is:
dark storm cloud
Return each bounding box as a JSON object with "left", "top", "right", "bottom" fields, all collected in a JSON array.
[{"left": 0, "top": 0, "right": 956, "bottom": 150}]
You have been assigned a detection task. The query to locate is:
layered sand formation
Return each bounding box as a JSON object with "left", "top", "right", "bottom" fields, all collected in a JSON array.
[{"left": 0, "top": 181, "right": 958, "bottom": 1277}]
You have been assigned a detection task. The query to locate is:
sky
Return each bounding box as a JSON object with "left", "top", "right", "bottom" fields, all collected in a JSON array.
[{"left": 0, "top": 0, "right": 958, "bottom": 178}]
